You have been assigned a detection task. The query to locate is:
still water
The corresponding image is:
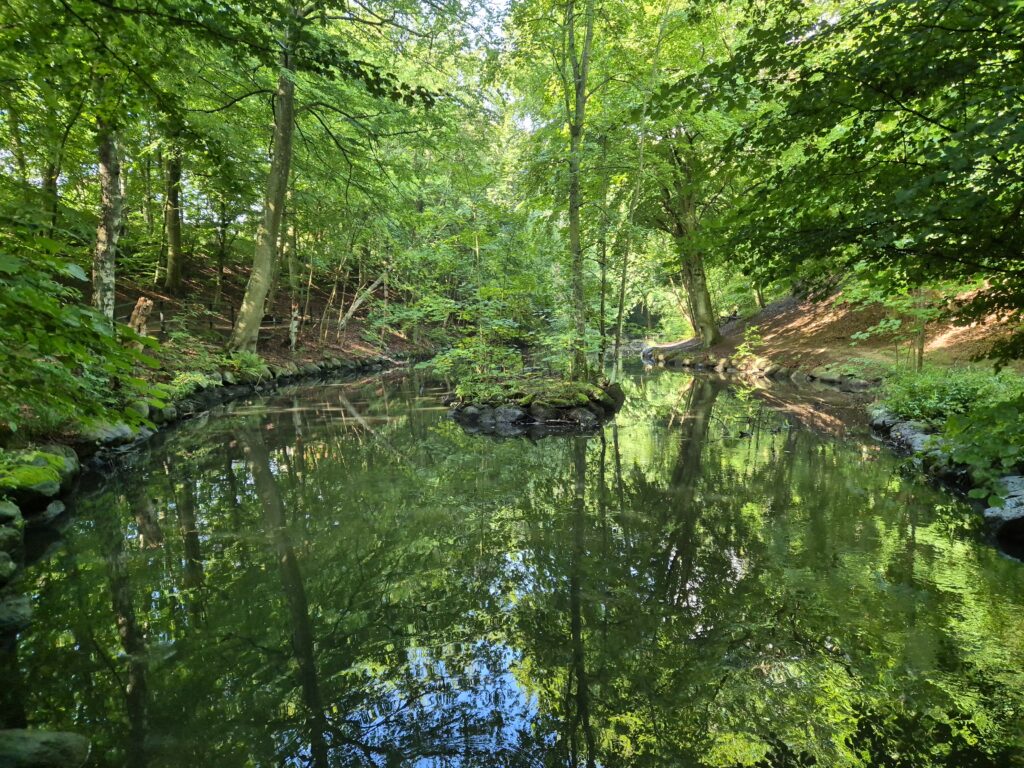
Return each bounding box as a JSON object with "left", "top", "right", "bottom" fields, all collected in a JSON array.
[{"left": 3, "top": 370, "right": 1024, "bottom": 767}]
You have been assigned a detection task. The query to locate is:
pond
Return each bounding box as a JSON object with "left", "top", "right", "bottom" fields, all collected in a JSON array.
[{"left": 3, "top": 370, "right": 1024, "bottom": 767}]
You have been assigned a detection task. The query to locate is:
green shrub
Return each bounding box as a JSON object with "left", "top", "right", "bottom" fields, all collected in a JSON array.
[
  {"left": 880, "top": 367, "right": 1023, "bottom": 425},
  {"left": 220, "top": 350, "right": 266, "bottom": 376},
  {"left": 944, "top": 394, "right": 1024, "bottom": 504},
  {"left": 880, "top": 366, "right": 1024, "bottom": 503},
  {"left": 0, "top": 221, "right": 155, "bottom": 437},
  {"left": 733, "top": 324, "right": 764, "bottom": 363},
  {"left": 162, "top": 371, "right": 221, "bottom": 399},
  {"left": 419, "top": 339, "right": 524, "bottom": 382}
]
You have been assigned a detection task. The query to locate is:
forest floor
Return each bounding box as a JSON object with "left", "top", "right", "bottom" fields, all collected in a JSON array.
[
  {"left": 649, "top": 291, "right": 1022, "bottom": 375},
  {"left": 109, "top": 262, "right": 432, "bottom": 379}
]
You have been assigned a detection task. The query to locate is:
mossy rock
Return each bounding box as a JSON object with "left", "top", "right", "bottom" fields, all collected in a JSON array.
[
  {"left": 450, "top": 376, "right": 625, "bottom": 436},
  {"left": 0, "top": 501, "right": 21, "bottom": 528},
  {"left": 0, "top": 451, "right": 72, "bottom": 508},
  {"left": 0, "top": 729, "right": 91, "bottom": 768},
  {"left": 126, "top": 400, "right": 150, "bottom": 420},
  {"left": 0, "top": 526, "right": 22, "bottom": 558}
]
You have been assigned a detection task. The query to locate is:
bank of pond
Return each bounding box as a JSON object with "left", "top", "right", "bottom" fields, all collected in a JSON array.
[{"left": 2, "top": 369, "right": 1024, "bottom": 767}]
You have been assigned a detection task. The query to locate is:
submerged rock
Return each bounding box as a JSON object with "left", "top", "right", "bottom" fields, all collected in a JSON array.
[
  {"left": 0, "top": 595, "right": 31, "bottom": 635},
  {"left": 0, "top": 730, "right": 90, "bottom": 768}
]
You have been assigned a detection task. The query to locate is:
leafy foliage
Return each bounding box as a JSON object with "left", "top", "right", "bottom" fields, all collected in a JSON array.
[
  {"left": 881, "top": 367, "right": 1024, "bottom": 426},
  {"left": 945, "top": 394, "right": 1024, "bottom": 502},
  {"left": 0, "top": 219, "right": 152, "bottom": 436}
]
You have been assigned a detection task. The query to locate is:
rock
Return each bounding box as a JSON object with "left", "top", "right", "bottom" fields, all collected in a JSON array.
[
  {"left": 0, "top": 729, "right": 91, "bottom": 768},
  {"left": 285, "top": 362, "right": 301, "bottom": 375},
  {"left": 838, "top": 378, "right": 872, "bottom": 392},
  {"left": 268, "top": 364, "right": 288, "bottom": 379},
  {"left": 0, "top": 527, "right": 21, "bottom": 559},
  {"left": 566, "top": 408, "right": 599, "bottom": 428},
  {"left": 868, "top": 406, "right": 898, "bottom": 430},
  {"left": 35, "top": 447, "right": 79, "bottom": 493},
  {"left": 763, "top": 364, "right": 781, "bottom": 377},
  {"left": 84, "top": 422, "right": 135, "bottom": 447},
  {"left": 26, "top": 501, "right": 66, "bottom": 529},
  {"left": 494, "top": 406, "right": 526, "bottom": 424},
  {"left": 603, "top": 383, "right": 626, "bottom": 411},
  {"left": 790, "top": 371, "right": 811, "bottom": 385},
  {"left": 258, "top": 365, "right": 273, "bottom": 380},
  {"left": 528, "top": 402, "right": 556, "bottom": 422},
  {"left": 0, "top": 502, "right": 22, "bottom": 528},
  {"left": 0, "top": 595, "right": 31, "bottom": 635},
  {"left": 772, "top": 367, "right": 791, "bottom": 379},
  {"left": 1000, "top": 476, "right": 1024, "bottom": 498},
  {"left": 0, "top": 553, "right": 16, "bottom": 586},
  {"left": 478, "top": 408, "right": 496, "bottom": 427},
  {"left": 126, "top": 400, "right": 149, "bottom": 420},
  {"left": 0, "top": 462, "right": 60, "bottom": 508},
  {"left": 160, "top": 404, "right": 178, "bottom": 424},
  {"left": 459, "top": 405, "right": 482, "bottom": 421},
  {"left": 984, "top": 495, "right": 1024, "bottom": 525},
  {"left": 891, "top": 421, "right": 933, "bottom": 453},
  {"left": 809, "top": 366, "right": 843, "bottom": 384},
  {"left": 221, "top": 370, "right": 238, "bottom": 385}
]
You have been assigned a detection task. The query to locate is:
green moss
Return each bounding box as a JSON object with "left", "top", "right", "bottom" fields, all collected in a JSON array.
[
  {"left": 455, "top": 375, "right": 610, "bottom": 409},
  {"left": 0, "top": 450, "right": 63, "bottom": 494}
]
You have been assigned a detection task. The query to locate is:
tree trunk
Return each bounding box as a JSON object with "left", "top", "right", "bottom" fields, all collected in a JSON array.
[
  {"left": 228, "top": 51, "right": 296, "bottom": 353},
  {"left": 565, "top": 0, "right": 596, "bottom": 381},
  {"left": 93, "top": 121, "right": 122, "bottom": 323},
  {"left": 612, "top": 232, "right": 630, "bottom": 366},
  {"left": 162, "top": 157, "right": 184, "bottom": 294},
  {"left": 675, "top": 241, "right": 720, "bottom": 348},
  {"left": 162, "top": 147, "right": 184, "bottom": 293},
  {"left": 42, "top": 164, "right": 60, "bottom": 237}
]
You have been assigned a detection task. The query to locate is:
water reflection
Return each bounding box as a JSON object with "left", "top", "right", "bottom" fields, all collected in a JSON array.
[{"left": 6, "top": 371, "right": 1024, "bottom": 766}]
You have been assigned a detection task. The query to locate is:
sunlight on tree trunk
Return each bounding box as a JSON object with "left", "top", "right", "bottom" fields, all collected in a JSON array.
[
  {"left": 163, "top": 145, "right": 184, "bottom": 293},
  {"left": 229, "top": 52, "right": 296, "bottom": 353},
  {"left": 93, "top": 121, "right": 121, "bottom": 324}
]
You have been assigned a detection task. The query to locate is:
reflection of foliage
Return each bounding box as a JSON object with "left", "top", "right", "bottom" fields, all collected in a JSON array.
[{"left": 12, "top": 372, "right": 1024, "bottom": 767}]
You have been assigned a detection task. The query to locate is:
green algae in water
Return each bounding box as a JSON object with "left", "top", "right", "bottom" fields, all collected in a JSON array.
[{"left": 4, "top": 371, "right": 1024, "bottom": 767}]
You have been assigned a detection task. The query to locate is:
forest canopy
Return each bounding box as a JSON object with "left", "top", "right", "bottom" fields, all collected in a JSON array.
[{"left": 0, "top": 0, "right": 1022, "bottom": 434}]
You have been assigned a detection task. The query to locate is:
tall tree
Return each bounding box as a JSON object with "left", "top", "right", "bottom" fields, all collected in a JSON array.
[{"left": 563, "top": 0, "right": 597, "bottom": 379}]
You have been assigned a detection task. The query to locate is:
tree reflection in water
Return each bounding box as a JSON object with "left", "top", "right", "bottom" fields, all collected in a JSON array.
[{"left": 6, "top": 371, "right": 1024, "bottom": 767}]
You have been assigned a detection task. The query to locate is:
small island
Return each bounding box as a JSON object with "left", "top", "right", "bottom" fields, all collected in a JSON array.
[{"left": 447, "top": 378, "right": 626, "bottom": 436}]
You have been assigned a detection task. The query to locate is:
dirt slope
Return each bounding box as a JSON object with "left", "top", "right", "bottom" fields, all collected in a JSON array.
[{"left": 647, "top": 293, "right": 1019, "bottom": 372}]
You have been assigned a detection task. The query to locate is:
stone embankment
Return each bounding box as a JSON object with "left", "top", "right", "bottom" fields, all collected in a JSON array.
[
  {"left": 867, "top": 406, "right": 1024, "bottom": 550},
  {"left": 643, "top": 346, "right": 876, "bottom": 393},
  {"left": 646, "top": 343, "right": 1024, "bottom": 555}
]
